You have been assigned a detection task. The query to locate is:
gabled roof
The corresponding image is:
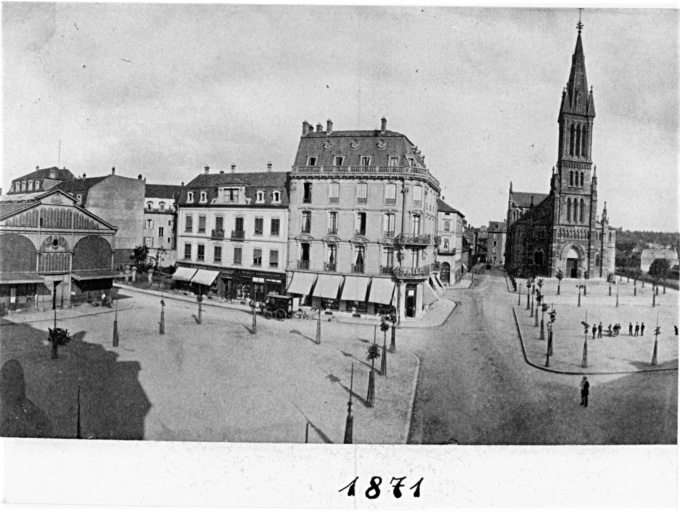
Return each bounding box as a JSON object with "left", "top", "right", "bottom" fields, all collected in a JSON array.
[
  {"left": 0, "top": 202, "right": 32, "bottom": 219},
  {"left": 145, "top": 184, "right": 183, "bottom": 200},
  {"left": 10, "top": 166, "right": 75, "bottom": 184},
  {"left": 437, "top": 198, "right": 463, "bottom": 216},
  {"left": 179, "top": 171, "right": 289, "bottom": 207},
  {"left": 510, "top": 191, "right": 549, "bottom": 208},
  {"left": 488, "top": 221, "right": 507, "bottom": 232},
  {"left": 640, "top": 248, "right": 679, "bottom": 263}
]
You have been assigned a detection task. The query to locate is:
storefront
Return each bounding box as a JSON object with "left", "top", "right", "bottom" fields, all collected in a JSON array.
[
  {"left": 71, "top": 270, "right": 118, "bottom": 304},
  {"left": 0, "top": 274, "right": 45, "bottom": 314},
  {"left": 228, "top": 269, "right": 286, "bottom": 302}
]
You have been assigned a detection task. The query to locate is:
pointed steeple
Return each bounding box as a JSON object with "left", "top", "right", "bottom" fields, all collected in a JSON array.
[{"left": 559, "top": 21, "right": 594, "bottom": 118}]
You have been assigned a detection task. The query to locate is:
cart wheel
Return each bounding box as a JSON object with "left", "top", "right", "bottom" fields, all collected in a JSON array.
[
  {"left": 264, "top": 311, "right": 273, "bottom": 320},
  {"left": 276, "top": 309, "right": 286, "bottom": 320}
]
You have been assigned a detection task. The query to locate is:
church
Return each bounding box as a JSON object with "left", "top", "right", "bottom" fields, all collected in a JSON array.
[{"left": 505, "top": 21, "right": 616, "bottom": 279}]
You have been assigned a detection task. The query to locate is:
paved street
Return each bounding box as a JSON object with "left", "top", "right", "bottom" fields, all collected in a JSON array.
[{"left": 406, "top": 268, "right": 678, "bottom": 444}]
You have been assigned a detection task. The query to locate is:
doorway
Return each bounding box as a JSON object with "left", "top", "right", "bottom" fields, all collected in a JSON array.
[
  {"left": 566, "top": 247, "right": 579, "bottom": 278},
  {"left": 440, "top": 263, "right": 451, "bottom": 284},
  {"left": 405, "top": 284, "right": 417, "bottom": 318}
]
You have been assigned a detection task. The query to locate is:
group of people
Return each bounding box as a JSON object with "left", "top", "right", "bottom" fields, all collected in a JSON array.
[{"left": 590, "top": 321, "right": 646, "bottom": 338}]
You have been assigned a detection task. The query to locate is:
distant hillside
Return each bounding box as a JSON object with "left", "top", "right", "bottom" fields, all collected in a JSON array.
[{"left": 615, "top": 229, "right": 679, "bottom": 269}]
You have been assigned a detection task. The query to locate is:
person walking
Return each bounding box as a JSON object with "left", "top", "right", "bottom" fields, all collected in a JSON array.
[
  {"left": 641, "top": 322, "right": 645, "bottom": 336},
  {"left": 580, "top": 377, "right": 590, "bottom": 407},
  {"left": 607, "top": 324, "right": 612, "bottom": 337},
  {"left": 635, "top": 322, "right": 640, "bottom": 337},
  {"left": 598, "top": 322, "right": 603, "bottom": 339},
  {"left": 592, "top": 324, "right": 597, "bottom": 339},
  {"left": 629, "top": 322, "right": 633, "bottom": 336}
]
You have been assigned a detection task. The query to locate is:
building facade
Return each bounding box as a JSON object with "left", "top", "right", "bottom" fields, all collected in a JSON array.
[
  {"left": 0, "top": 189, "right": 118, "bottom": 314},
  {"left": 175, "top": 167, "right": 289, "bottom": 301},
  {"left": 640, "top": 248, "right": 679, "bottom": 273},
  {"left": 505, "top": 25, "right": 616, "bottom": 279},
  {"left": 143, "top": 184, "right": 182, "bottom": 266},
  {"left": 286, "top": 118, "right": 441, "bottom": 321},
  {"left": 436, "top": 198, "right": 465, "bottom": 284},
  {"left": 487, "top": 221, "right": 506, "bottom": 266}
]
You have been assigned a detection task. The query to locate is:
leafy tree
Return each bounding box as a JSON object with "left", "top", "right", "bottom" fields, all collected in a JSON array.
[
  {"left": 130, "top": 245, "right": 150, "bottom": 271},
  {"left": 648, "top": 258, "right": 670, "bottom": 287}
]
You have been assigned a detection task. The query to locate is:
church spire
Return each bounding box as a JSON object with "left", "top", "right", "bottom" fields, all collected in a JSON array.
[{"left": 559, "top": 12, "right": 595, "bottom": 118}]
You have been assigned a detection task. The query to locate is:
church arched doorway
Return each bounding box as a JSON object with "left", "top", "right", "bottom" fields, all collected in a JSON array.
[
  {"left": 566, "top": 247, "right": 579, "bottom": 278},
  {"left": 534, "top": 250, "right": 544, "bottom": 269},
  {"left": 440, "top": 262, "right": 451, "bottom": 285}
]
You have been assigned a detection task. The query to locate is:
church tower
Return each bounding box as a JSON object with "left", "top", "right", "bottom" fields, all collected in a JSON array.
[{"left": 551, "top": 16, "right": 598, "bottom": 278}]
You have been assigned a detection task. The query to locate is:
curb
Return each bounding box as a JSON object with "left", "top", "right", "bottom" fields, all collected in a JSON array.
[
  {"left": 511, "top": 306, "right": 677, "bottom": 376},
  {"left": 0, "top": 303, "right": 135, "bottom": 326},
  {"left": 403, "top": 349, "right": 421, "bottom": 444}
]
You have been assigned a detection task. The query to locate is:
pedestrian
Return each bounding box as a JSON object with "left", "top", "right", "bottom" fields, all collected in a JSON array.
[
  {"left": 629, "top": 322, "right": 633, "bottom": 336},
  {"left": 592, "top": 324, "right": 597, "bottom": 339},
  {"left": 598, "top": 322, "right": 603, "bottom": 338},
  {"left": 607, "top": 324, "right": 612, "bottom": 337},
  {"left": 641, "top": 322, "right": 645, "bottom": 336},
  {"left": 675, "top": 325, "right": 678, "bottom": 336},
  {"left": 635, "top": 322, "right": 640, "bottom": 337},
  {"left": 580, "top": 376, "right": 590, "bottom": 407}
]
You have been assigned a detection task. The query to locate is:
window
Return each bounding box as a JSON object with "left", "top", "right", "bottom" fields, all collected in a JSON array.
[
  {"left": 356, "top": 183, "right": 367, "bottom": 204},
  {"left": 579, "top": 199, "right": 585, "bottom": 222},
  {"left": 302, "top": 211, "right": 311, "bottom": 233},
  {"left": 382, "top": 247, "right": 394, "bottom": 269},
  {"left": 147, "top": 202, "right": 153, "bottom": 210},
  {"left": 407, "top": 158, "right": 415, "bottom": 167},
  {"left": 184, "top": 244, "right": 192, "bottom": 260},
  {"left": 256, "top": 191, "right": 265, "bottom": 203},
  {"left": 199, "top": 191, "right": 207, "bottom": 203},
  {"left": 334, "top": 156, "right": 344, "bottom": 166},
  {"left": 269, "top": 250, "right": 279, "bottom": 268},
  {"left": 326, "top": 244, "right": 337, "bottom": 271},
  {"left": 187, "top": 191, "right": 194, "bottom": 202},
  {"left": 361, "top": 156, "right": 371, "bottom": 166},
  {"left": 76, "top": 194, "right": 83, "bottom": 205},
  {"left": 389, "top": 156, "right": 399, "bottom": 167},
  {"left": 494, "top": 240, "right": 497, "bottom": 246},
  {"left": 28, "top": 180, "right": 33, "bottom": 191},
  {"left": 355, "top": 212, "right": 367, "bottom": 235},
  {"left": 307, "top": 156, "right": 317, "bottom": 166},
  {"left": 444, "top": 220, "right": 451, "bottom": 232},
  {"left": 582, "top": 126, "right": 588, "bottom": 158},
  {"left": 573, "top": 198, "right": 578, "bottom": 223},
  {"left": 329, "top": 182, "right": 339, "bottom": 204},
  {"left": 385, "top": 183, "right": 397, "bottom": 205},
  {"left": 224, "top": 188, "right": 239, "bottom": 203},
  {"left": 567, "top": 199, "right": 571, "bottom": 222},
  {"left": 443, "top": 238, "right": 450, "bottom": 250},
  {"left": 214, "top": 246, "right": 222, "bottom": 262},
  {"left": 569, "top": 124, "right": 575, "bottom": 156},
  {"left": 35, "top": 180, "right": 40, "bottom": 190},
  {"left": 383, "top": 213, "right": 395, "bottom": 237},
  {"left": 328, "top": 212, "right": 338, "bottom": 234},
  {"left": 303, "top": 183, "right": 312, "bottom": 203},
  {"left": 253, "top": 248, "right": 262, "bottom": 267},
  {"left": 159, "top": 227, "right": 164, "bottom": 237},
  {"left": 413, "top": 185, "right": 422, "bottom": 207},
  {"left": 215, "top": 216, "right": 224, "bottom": 231},
  {"left": 147, "top": 219, "right": 153, "bottom": 229},
  {"left": 197, "top": 244, "right": 205, "bottom": 261},
  {"left": 159, "top": 202, "right": 165, "bottom": 211},
  {"left": 198, "top": 215, "right": 206, "bottom": 233},
  {"left": 353, "top": 245, "right": 365, "bottom": 273},
  {"left": 411, "top": 248, "right": 420, "bottom": 267},
  {"left": 254, "top": 217, "right": 264, "bottom": 235},
  {"left": 270, "top": 218, "right": 280, "bottom": 236},
  {"left": 272, "top": 191, "right": 281, "bottom": 203},
  {"left": 145, "top": 236, "right": 153, "bottom": 247},
  {"left": 234, "top": 247, "right": 242, "bottom": 265},
  {"left": 569, "top": 171, "right": 574, "bottom": 186},
  {"left": 580, "top": 172, "right": 584, "bottom": 187},
  {"left": 412, "top": 214, "right": 421, "bottom": 234}
]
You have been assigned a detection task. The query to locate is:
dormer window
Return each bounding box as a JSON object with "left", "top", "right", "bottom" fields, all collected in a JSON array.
[
  {"left": 360, "top": 156, "right": 371, "bottom": 166},
  {"left": 272, "top": 191, "right": 281, "bottom": 203},
  {"left": 35, "top": 180, "right": 41, "bottom": 190},
  {"left": 199, "top": 191, "right": 207, "bottom": 203},
  {"left": 22, "top": 181, "right": 26, "bottom": 191},
  {"left": 187, "top": 191, "right": 194, "bottom": 202},
  {"left": 159, "top": 202, "right": 165, "bottom": 211},
  {"left": 307, "top": 156, "right": 318, "bottom": 166},
  {"left": 334, "top": 156, "right": 345, "bottom": 166},
  {"left": 389, "top": 157, "right": 399, "bottom": 167},
  {"left": 407, "top": 157, "right": 415, "bottom": 167},
  {"left": 76, "top": 194, "right": 83, "bottom": 205},
  {"left": 256, "top": 191, "right": 265, "bottom": 203},
  {"left": 147, "top": 202, "right": 153, "bottom": 210}
]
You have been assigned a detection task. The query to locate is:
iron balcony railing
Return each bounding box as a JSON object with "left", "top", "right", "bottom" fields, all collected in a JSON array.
[
  {"left": 298, "top": 260, "right": 310, "bottom": 270},
  {"left": 325, "top": 262, "right": 337, "bottom": 271},
  {"left": 211, "top": 229, "right": 225, "bottom": 240},
  {"left": 394, "top": 233, "right": 433, "bottom": 246},
  {"left": 384, "top": 198, "right": 397, "bottom": 206},
  {"left": 231, "top": 230, "right": 245, "bottom": 240},
  {"left": 329, "top": 197, "right": 339, "bottom": 204},
  {"left": 291, "top": 165, "right": 440, "bottom": 188},
  {"left": 383, "top": 230, "right": 395, "bottom": 238},
  {"left": 356, "top": 197, "right": 367, "bottom": 204},
  {"left": 351, "top": 264, "right": 365, "bottom": 274},
  {"left": 380, "top": 265, "right": 394, "bottom": 275}
]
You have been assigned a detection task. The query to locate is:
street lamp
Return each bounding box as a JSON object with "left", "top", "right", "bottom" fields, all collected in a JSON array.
[
  {"left": 581, "top": 313, "right": 589, "bottom": 368},
  {"left": 518, "top": 284, "right": 522, "bottom": 306},
  {"left": 535, "top": 291, "right": 541, "bottom": 327},
  {"left": 343, "top": 363, "right": 354, "bottom": 444},
  {"left": 540, "top": 303, "right": 548, "bottom": 340},
  {"left": 616, "top": 279, "right": 619, "bottom": 308},
  {"left": 652, "top": 312, "right": 660, "bottom": 366}
]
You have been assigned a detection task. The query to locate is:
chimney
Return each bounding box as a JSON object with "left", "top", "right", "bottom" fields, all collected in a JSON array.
[
  {"left": 138, "top": 174, "right": 142, "bottom": 180},
  {"left": 48, "top": 168, "right": 58, "bottom": 179},
  {"left": 112, "top": 167, "right": 116, "bottom": 175},
  {"left": 381, "top": 117, "right": 387, "bottom": 133},
  {"left": 81, "top": 173, "right": 86, "bottom": 180},
  {"left": 220, "top": 170, "right": 225, "bottom": 174},
  {"left": 181, "top": 182, "right": 184, "bottom": 187},
  {"left": 302, "top": 121, "right": 312, "bottom": 137},
  {"left": 267, "top": 162, "right": 272, "bottom": 172},
  {"left": 204, "top": 166, "right": 210, "bottom": 175},
  {"left": 231, "top": 164, "right": 236, "bottom": 173},
  {"left": 326, "top": 119, "right": 333, "bottom": 135},
  {"left": 36, "top": 165, "right": 40, "bottom": 172},
  {"left": 316, "top": 123, "right": 323, "bottom": 132}
]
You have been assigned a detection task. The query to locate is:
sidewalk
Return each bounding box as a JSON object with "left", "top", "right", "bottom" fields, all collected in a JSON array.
[{"left": 0, "top": 301, "right": 134, "bottom": 326}]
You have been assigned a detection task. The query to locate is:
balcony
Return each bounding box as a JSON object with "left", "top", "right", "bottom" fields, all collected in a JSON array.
[
  {"left": 356, "top": 197, "right": 367, "bottom": 204},
  {"left": 351, "top": 264, "right": 365, "bottom": 274},
  {"left": 394, "top": 233, "right": 432, "bottom": 246},
  {"left": 393, "top": 264, "right": 433, "bottom": 279},
  {"left": 438, "top": 247, "right": 457, "bottom": 255},
  {"left": 329, "top": 197, "right": 339, "bottom": 204},
  {"left": 380, "top": 266, "right": 394, "bottom": 275},
  {"left": 231, "top": 230, "right": 245, "bottom": 240},
  {"left": 211, "top": 229, "right": 225, "bottom": 240},
  {"left": 412, "top": 200, "right": 422, "bottom": 208},
  {"left": 384, "top": 198, "right": 396, "bottom": 206},
  {"left": 383, "top": 230, "right": 395, "bottom": 238},
  {"left": 328, "top": 228, "right": 338, "bottom": 235},
  {"left": 298, "top": 260, "right": 310, "bottom": 270},
  {"left": 354, "top": 229, "right": 366, "bottom": 236},
  {"left": 325, "top": 262, "right": 337, "bottom": 272},
  {"left": 291, "top": 165, "right": 440, "bottom": 189}
]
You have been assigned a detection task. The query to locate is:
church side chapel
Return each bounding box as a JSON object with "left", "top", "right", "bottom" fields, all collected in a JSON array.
[{"left": 505, "top": 18, "right": 616, "bottom": 279}]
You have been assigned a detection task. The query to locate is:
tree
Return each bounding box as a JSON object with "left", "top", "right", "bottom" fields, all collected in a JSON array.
[
  {"left": 615, "top": 252, "right": 629, "bottom": 269},
  {"left": 649, "top": 258, "right": 670, "bottom": 293},
  {"left": 48, "top": 327, "right": 71, "bottom": 359},
  {"left": 556, "top": 269, "right": 564, "bottom": 295},
  {"left": 130, "top": 245, "right": 150, "bottom": 270}
]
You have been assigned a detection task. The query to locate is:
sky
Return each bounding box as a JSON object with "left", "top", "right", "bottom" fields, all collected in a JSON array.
[{"left": 2, "top": 4, "right": 678, "bottom": 231}]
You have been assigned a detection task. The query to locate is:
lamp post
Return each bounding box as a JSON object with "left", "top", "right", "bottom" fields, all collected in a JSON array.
[
  {"left": 388, "top": 309, "right": 397, "bottom": 353},
  {"left": 113, "top": 299, "right": 119, "bottom": 347},
  {"left": 380, "top": 319, "right": 389, "bottom": 376},
  {"left": 315, "top": 307, "right": 322, "bottom": 344},
  {"left": 540, "top": 303, "right": 548, "bottom": 340},
  {"left": 526, "top": 278, "right": 532, "bottom": 310},
  {"left": 548, "top": 307, "right": 556, "bottom": 356},
  {"left": 517, "top": 284, "right": 521, "bottom": 306},
  {"left": 250, "top": 300, "right": 257, "bottom": 335},
  {"left": 343, "top": 363, "right": 354, "bottom": 444},
  {"left": 159, "top": 290, "right": 165, "bottom": 335},
  {"left": 197, "top": 284, "right": 203, "bottom": 324},
  {"left": 616, "top": 280, "right": 619, "bottom": 308},
  {"left": 652, "top": 312, "right": 660, "bottom": 366},
  {"left": 581, "top": 313, "right": 589, "bottom": 368},
  {"left": 530, "top": 287, "right": 535, "bottom": 317},
  {"left": 534, "top": 292, "right": 541, "bottom": 327}
]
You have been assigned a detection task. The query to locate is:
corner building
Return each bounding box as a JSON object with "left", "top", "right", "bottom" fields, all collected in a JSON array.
[
  {"left": 287, "top": 118, "right": 441, "bottom": 321},
  {"left": 505, "top": 25, "right": 616, "bottom": 279}
]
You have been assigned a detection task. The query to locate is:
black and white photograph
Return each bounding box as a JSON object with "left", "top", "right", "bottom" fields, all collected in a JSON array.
[{"left": 1, "top": 2, "right": 678, "bottom": 508}]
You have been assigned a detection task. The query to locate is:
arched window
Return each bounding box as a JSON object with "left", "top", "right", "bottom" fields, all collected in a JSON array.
[
  {"left": 569, "top": 124, "right": 575, "bottom": 155},
  {"left": 608, "top": 232, "right": 612, "bottom": 242},
  {"left": 569, "top": 171, "right": 574, "bottom": 186},
  {"left": 575, "top": 125, "right": 581, "bottom": 157},
  {"left": 581, "top": 126, "right": 588, "bottom": 158},
  {"left": 147, "top": 202, "right": 153, "bottom": 210},
  {"left": 567, "top": 198, "right": 571, "bottom": 222},
  {"left": 595, "top": 253, "right": 600, "bottom": 267},
  {"left": 580, "top": 199, "right": 585, "bottom": 222},
  {"left": 580, "top": 172, "right": 584, "bottom": 187},
  {"left": 573, "top": 198, "right": 578, "bottom": 223}
]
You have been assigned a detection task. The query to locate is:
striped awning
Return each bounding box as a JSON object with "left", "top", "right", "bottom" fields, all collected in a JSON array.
[
  {"left": 368, "top": 278, "right": 396, "bottom": 305},
  {"left": 423, "top": 282, "right": 438, "bottom": 306},
  {"left": 434, "top": 275, "right": 445, "bottom": 289},
  {"left": 172, "top": 267, "right": 198, "bottom": 281},
  {"left": 312, "top": 274, "right": 344, "bottom": 299},
  {"left": 191, "top": 269, "right": 219, "bottom": 286},
  {"left": 286, "top": 272, "right": 317, "bottom": 296},
  {"left": 341, "top": 276, "right": 371, "bottom": 302}
]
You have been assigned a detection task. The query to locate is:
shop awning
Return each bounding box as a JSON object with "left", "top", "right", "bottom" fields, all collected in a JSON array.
[
  {"left": 286, "top": 272, "right": 317, "bottom": 296},
  {"left": 172, "top": 267, "right": 198, "bottom": 281},
  {"left": 368, "top": 278, "right": 396, "bottom": 305},
  {"left": 0, "top": 273, "right": 45, "bottom": 285},
  {"left": 71, "top": 270, "right": 120, "bottom": 281},
  {"left": 429, "top": 276, "right": 441, "bottom": 291},
  {"left": 434, "top": 275, "right": 445, "bottom": 289},
  {"left": 312, "top": 274, "right": 344, "bottom": 299},
  {"left": 341, "top": 276, "right": 371, "bottom": 302},
  {"left": 423, "top": 282, "right": 438, "bottom": 306},
  {"left": 191, "top": 269, "right": 220, "bottom": 286}
]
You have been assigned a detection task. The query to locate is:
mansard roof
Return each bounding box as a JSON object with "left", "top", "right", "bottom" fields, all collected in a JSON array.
[
  {"left": 145, "top": 184, "right": 183, "bottom": 200},
  {"left": 11, "top": 166, "right": 75, "bottom": 184},
  {"left": 179, "top": 171, "right": 289, "bottom": 207}
]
